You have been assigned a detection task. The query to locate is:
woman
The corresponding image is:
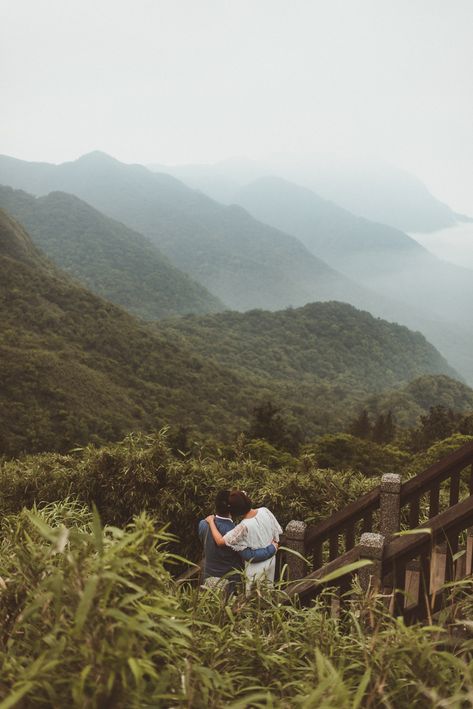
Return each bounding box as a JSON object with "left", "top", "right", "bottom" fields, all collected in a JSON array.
[{"left": 205, "top": 490, "right": 282, "bottom": 590}]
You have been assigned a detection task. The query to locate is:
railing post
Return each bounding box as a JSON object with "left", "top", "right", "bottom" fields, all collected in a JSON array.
[
  {"left": 380, "top": 473, "right": 401, "bottom": 539},
  {"left": 284, "top": 520, "right": 307, "bottom": 580},
  {"left": 359, "top": 532, "right": 385, "bottom": 593},
  {"left": 467, "top": 527, "right": 473, "bottom": 576}
]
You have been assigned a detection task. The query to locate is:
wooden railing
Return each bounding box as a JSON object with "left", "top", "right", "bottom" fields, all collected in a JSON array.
[
  {"left": 400, "top": 443, "right": 473, "bottom": 528},
  {"left": 383, "top": 495, "right": 473, "bottom": 622},
  {"left": 285, "top": 440, "right": 473, "bottom": 622},
  {"left": 303, "top": 440, "right": 473, "bottom": 572},
  {"left": 304, "top": 487, "right": 380, "bottom": 569},
  {"left": 286, "top": 494, "right": 473, "bottom": 622}
]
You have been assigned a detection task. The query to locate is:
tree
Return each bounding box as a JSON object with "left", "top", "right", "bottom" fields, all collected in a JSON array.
[
  {"left": 247, "top": 401, "right": 303, "bottom": 454},
  {"left": 348, "top": 409, "right": 371, "bottom": 439},
  {"left": 410, "top": 405, "right": 457, "bottom": 450},
  {"left": 372, "top": 410, "right": 396, "bottom": 444}
]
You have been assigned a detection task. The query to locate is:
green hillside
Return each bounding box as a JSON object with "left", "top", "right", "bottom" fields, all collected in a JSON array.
[
  {"left": 0, "top": 208, "right": 463, "bottom": 457},
  {"left": 0, "top": 152, "right": 380, "bottom": 313},
  {"left": 0, "top": 209, "right": 271, "bottom": 457},
  {"left": 157, "top": 303, "right": 459, "bottom": 436},
  {"left": 234, "top": 176, "right": 473, "bottom": 384},
  {"left": 364, "top": 374, "right": 473, "bottom": 427},
  {"left": 157, "top": 303, "right": 457, "bottom": 388},
  {"left": 0, "top": 185, "right": 223, "bottom": 319}
]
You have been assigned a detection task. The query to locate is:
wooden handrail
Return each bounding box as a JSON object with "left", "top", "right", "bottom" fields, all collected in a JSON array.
[
  {"left": 400, "top": 440, "right": 473, "bottom": 504},
  {"left": 303, "top": 440, "right": 473, "bottom": 563},
  {"left": 383, "top": 493, "right": 473, "bottom": 566},
  {"left": 304, "top": 487, "right": 380, "bottom": 549}
]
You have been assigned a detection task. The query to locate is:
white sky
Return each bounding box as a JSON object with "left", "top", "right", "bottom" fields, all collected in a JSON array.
[{"left": 1, "top": 0, "right": 472, "bottom": 213}]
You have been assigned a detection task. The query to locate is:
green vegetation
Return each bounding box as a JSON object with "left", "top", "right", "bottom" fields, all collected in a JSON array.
[
  {"left": 0, "top": 184, "right": 223, "bottom": 319},
  {"left": 365, "top": 374, "right": 473, "bottom": 427},
  {"left": 0, "top": 209, "right": 271, "bottom": 457},
  {"left": 2, "top": 432, "right": 473, "bottom": 706},
  {"left": 234, "top": 176, "right": 473, "bottom": 384},
  {"left": 157, "top": 304, "right": 457, "bottom": 388},
  {"left": 1, "top": 207, "right": 469, "bottom": 459}
]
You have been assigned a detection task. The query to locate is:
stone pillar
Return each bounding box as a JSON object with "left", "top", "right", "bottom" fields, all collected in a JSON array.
[
  {"left": 380, "top": 473, "right": 401, "bottom": 539},
  {"left": 284, "top": 520, "right": 307, "bottom": 581},
  {"left": 359, "top": 532, "right": 385, "bottom": 593}
]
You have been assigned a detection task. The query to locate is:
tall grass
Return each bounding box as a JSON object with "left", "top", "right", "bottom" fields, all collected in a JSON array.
[{"left": 2, "top": 502, "right": 473, "bottom": 707}]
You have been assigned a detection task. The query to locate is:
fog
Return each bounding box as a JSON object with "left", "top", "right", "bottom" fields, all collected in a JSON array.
[
  {"left": 1, "top": 0, "right": 473, "bottom": 215},
  {"left": 411, "top": 224, "right": 473, "bottom": 270}
]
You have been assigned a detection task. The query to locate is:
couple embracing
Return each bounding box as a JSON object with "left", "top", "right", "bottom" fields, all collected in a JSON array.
[{"left": 198, "top": 489, "right": 282, "bottom": 592}]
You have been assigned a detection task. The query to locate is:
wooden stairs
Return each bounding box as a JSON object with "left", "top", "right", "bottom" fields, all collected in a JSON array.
[{"left": 283, "top": 440, "right": 473, "bottom": 623}]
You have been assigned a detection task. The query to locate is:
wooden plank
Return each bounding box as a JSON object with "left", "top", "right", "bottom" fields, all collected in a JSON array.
[
  {"left": 466, "top": 531, "right": 473, "bottom": 576},
  {"left": 392, "top": 558, "right": 407, "bottom": 615},
  {"left": 409, "top": 496, "right": 420, "bottom": 529},
  {"left": 345, "top": 522, "right": 355, "bottom": 552},
  {"left": 405, "top": 560, "right": 420, "bottom": 610},
  {"left": 329, "top": 532, "right": 339, "bottom": 561},
  {"left": 444, "top": 530, "right": 459, "bottom": 584},
  {"left": 429, "top": 482, "right": 440, "bottom": 518},
  {"left": 362, "top": 509, "right": 373, "bottom": 533},
  {"left": 449, "top": 470, "right": 461, "bottom": 507},
  {"left": 430, "top": 544, "right": 446, "bottom": 594},
  {"left": 313, "top": 543, "right": 323, "bottom": 572}
]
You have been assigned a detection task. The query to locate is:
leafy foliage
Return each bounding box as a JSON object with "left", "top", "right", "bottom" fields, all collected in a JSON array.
[
  {"left": 0, "top": 430, "right": 374, "bottom": 563},
  {"left": 0, "top": 209, "right": 270, "bottom": 456},
  {"left": 3, "top": 501, "right": 473, "bottom": 707},
  {"left": 1, "top": 207, "right": 464, "bottom": 458}
]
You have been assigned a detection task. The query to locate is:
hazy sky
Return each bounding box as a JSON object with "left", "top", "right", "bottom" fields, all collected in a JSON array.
[{"left": 1, "top": 0, "right": 472, "bottom": 213}]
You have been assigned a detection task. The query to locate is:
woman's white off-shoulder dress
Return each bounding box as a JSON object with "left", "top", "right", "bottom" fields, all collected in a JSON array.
[{"left": 222, "top": 507, "right": 283, "bottom": 589}]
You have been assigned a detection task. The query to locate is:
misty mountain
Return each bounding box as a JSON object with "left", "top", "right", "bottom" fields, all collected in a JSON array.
[
  {"left": 0, "top": 152, "right": 384, "bottom": 312},
  {"left": 0, "top": 208, "right": 269, "bottom": 456},
  {"left": 1, "top": 208, "right": 461, "bottom": 456},
  {"left": 232, "top": 176, "right": 473, "bottom": 383},
  {"left": 152, "top": 155, "right": 467, "bottom": 232},
  {"left": 235, "top": 176, "right": 426, "bottom": 277},
  {"left": 0, "top": 185, "right": 223, "bottom": 320}
]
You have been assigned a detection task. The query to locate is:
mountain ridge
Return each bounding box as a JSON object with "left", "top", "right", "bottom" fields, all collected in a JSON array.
[{"left": 0, "top": 184, "right": 224, "bottom": 319}]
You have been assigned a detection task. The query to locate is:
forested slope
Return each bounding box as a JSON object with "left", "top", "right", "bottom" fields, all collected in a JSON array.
[
  {"left": 0, "top": 185, "right": 223, "bottom": 319},
  {"left": 0, "top": 210, "right": 269, "bottom": 456},
  {"left": 157, "top": 303, "right": 457, "bottom": 389}
]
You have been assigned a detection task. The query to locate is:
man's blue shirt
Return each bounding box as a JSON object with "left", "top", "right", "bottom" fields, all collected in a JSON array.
[{"left": 198, "top": 516, "right": 276, "bottom": 580}]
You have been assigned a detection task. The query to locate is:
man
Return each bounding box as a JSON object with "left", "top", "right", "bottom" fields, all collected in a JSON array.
[{"left": 198, "top": 489, "right": 277, "bottom": 589}]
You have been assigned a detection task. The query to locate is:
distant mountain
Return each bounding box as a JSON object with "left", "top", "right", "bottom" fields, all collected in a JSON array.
[
  {"left": 0, "top": 152, "right": 384, "bottom": 313},
  {"left": 152, "top": 155, "right": 467, "bottom": 232},
  {"left": 0, "top": 211, "right": 460, "bottom": 457},
  {"left": 235, "top": 176, "right": 426, "bottom": 278},
  {"left": 0, "top": 185, "right": 223, "bottom": 320},
  {"left": 364, "top": 375, "right": 473, "bottom": 427},
  {"left": 157, "top": 302, "right": 458, "bottom": 401},
  {"left": 233, "top": 176, "right": 473, "bottom": 384},
  {"left": 0, "top": 209, "right": 270, "bottom": 457}
]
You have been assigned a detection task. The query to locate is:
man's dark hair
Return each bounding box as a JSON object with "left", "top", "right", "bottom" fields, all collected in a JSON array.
[
  {"left": 229, "top": 490, "right": 252, "bottom": 516},
  {"left": 215, "top": 489, "right": 231, "bottom": 516}
]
